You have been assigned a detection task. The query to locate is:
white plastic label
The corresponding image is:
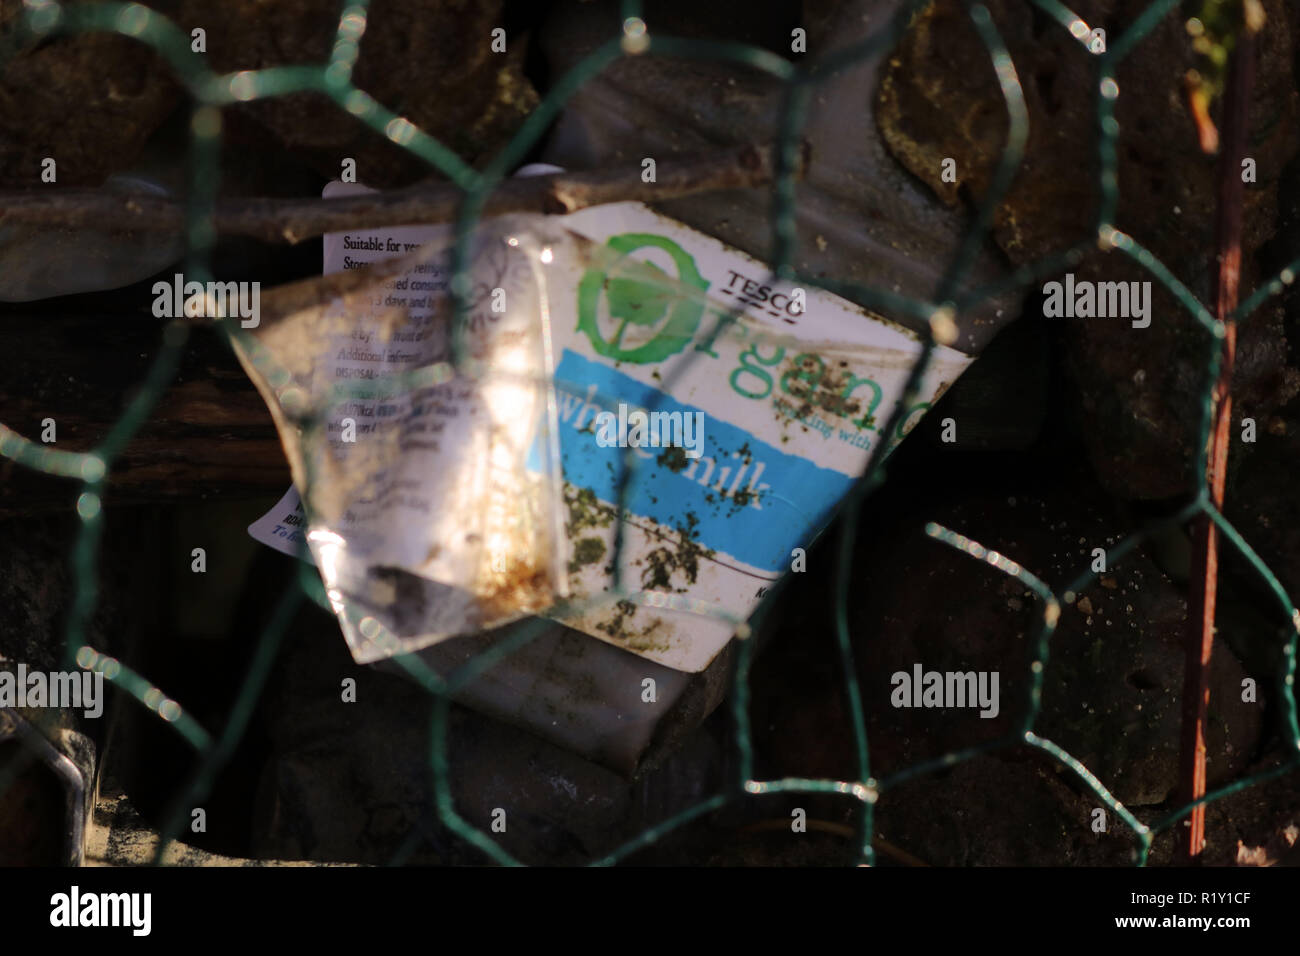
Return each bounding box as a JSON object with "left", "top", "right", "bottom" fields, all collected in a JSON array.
[{"left": 244, "top": 183, "right": 971, "bottom": 671}]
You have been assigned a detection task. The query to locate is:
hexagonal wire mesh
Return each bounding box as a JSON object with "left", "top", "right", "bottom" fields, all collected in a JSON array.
[{"left": 1, "top": 0, "right": 1298, "bottom": 866}]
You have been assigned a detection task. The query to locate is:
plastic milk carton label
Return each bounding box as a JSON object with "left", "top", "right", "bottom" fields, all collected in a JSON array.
[
  {"left": 246, "top": 182, "right": 971, "bottom": 673},
  {"left": 543, "top": 203, "right": 969, "bottom": 670}
]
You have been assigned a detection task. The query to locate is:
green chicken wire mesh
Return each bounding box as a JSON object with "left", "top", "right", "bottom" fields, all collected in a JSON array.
[{"left": 0, "top": 0, "right": 1298, "bottom": 867}]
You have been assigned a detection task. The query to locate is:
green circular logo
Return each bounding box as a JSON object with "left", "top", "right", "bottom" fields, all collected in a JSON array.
[{"left": 577, "top": 233, "right": 709, "bottom": 364}]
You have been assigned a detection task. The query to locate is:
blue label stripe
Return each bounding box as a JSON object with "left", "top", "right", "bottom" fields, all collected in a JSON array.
[{"left": 551, "top": 350, "right": 855, "bottom": 574}]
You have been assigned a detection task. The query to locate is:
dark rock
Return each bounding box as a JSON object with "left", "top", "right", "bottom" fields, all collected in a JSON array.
[
  {"left": 849, "top": 481, "right": 1261, "bottom": 808},
  {"left": 0, "top": 0, "right": 180, "bottom": 186},
  {"left": 174, "top": 0, "right": 539, "bottom": 187},
  {"left": 877, "top": 0, "right": 1300, "bottom": 498}
]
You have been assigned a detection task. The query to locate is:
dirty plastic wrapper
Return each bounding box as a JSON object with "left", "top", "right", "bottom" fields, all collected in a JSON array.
[
  {"left": 232, "top": 212, "right": 571, "bottom": 663},
  {"left": 240, "top": 183, "right": 973, "bottom": 672}
]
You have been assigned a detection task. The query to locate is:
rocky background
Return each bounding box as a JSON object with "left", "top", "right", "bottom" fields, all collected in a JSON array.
[{"left": 3, "top": 0, "right": 1300, "bottom": 866}]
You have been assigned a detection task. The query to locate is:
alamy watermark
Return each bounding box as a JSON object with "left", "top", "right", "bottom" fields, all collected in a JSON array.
[
  {"left": 50, "top": 887, "right": 151, "bottom": 936},
  {"left": 890, "top": 664, "right": 1000, "bottom": 719},
  {"left": 594, "top": 402, "right": 706, "bottom": 459},
  {"left": 152, "top": 273, "right": 260, "bottom": 327},
  {"left": 1042, "top": 273, "right": 1151, "bottom": 328},
  {"left": 0, "top": 663, "right": 104, "bottom": 718}
]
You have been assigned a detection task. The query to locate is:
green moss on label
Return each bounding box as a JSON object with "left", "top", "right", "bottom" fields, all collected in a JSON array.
[
  {"left": 564, "top": 484, "right": 616, "bottom": 535},
  {"left": 656, "top": 445, "right": 689, "bottom": 473},
  {"left": 568, "top": 536, "right": 606, "bottom": 573},
  {"left": 641, "top": 511, "right": 713, "bottom": 593},
  {"left": 594, "top": 599, "right": 668, "bottom": 652}
]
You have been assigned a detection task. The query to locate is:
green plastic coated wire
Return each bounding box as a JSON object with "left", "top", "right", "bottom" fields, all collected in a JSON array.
[{"left": 2, "top": 0, "right": 1299, "bottom": 867}]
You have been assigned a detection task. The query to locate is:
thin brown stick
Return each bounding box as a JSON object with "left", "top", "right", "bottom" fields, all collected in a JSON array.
[
  {"left": 1178, "top": 5, "right": 1257, "bottom": 864},
  {"left": 0, "top": 142, "right": 807, "bottom": 245}
]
